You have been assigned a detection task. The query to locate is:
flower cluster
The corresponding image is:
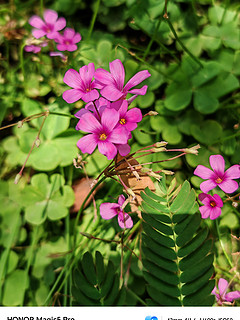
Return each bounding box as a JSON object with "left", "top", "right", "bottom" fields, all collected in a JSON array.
[
  {"left": 25, "top": 9, "right": 81, "bottom": 58},
  {"left": 63, "top": 59, "right": 151, "bottom": 160},
  {"left": 194, "top": 155, "right": 240, "bottom": 220},
  {"left": 62, "top": 59, "right": 150, "bottom": 228}
]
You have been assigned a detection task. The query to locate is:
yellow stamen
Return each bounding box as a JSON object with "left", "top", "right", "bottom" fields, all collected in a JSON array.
[
  {"left": 99, "top": 133, "right": 107, "bottom": 141},
  {"left": 119, "top": 118, "right": 126, "bottom": 125},
  {"left": 210, "top": 201, "right": 216, "bottom": 207},
  {"left": 216, "top": 177, "right": 222, "bottom": 184}
]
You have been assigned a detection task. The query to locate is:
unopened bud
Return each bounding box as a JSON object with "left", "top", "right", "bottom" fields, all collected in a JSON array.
[
  {"left": 151, "top": 147, "right": 167, "bottom": 153},
  {"left": 148, "top": 111, "right": 158, "bottom": 116},
  {"left": 232, "top": 202, "right": 238, "bottom": 208},
  {"left": 35, "top": 138, "right": 41, "bottom": 147},
  {"left": 148, "top": 171, "right": 162, "bottom": 181},
  {"left": 161, "top": 170, "right": 174, "bottom": 175},
  {"left": 183, "top": 144, "right": 200, "bottom": 155},
  {"left": 14, "top": 173, "right": 22, "bottom": 185},
  {"left": 154, "top": 141, "right": 168, "bottom": 147},
  {"left": 141, "top": 167, "right": 152, "bottom": 173},
  {"left": 127, "top": 188, "right": 136, "bottom": 199},
  {"left": 80, "top": 232, "right": 93, "bottom": 239},
  {"left": 17, "top": 121, "right": 23, "bottom": 128}
]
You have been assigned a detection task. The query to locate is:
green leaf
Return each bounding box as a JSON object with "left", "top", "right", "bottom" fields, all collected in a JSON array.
[
  {"left": 190, "top": 120, "right": 222, "bottom": 145},
  {"left": 142, "top": 183, "right": 214, "bottom": 306},
  {"left": 72, "top": 252, "right": 122, "bottom": 306},
  {"left": 193, "top": 88, "right": 219, "bottom": 114},
  {"left": 2, "top": 270, "right": 28, "bottom": 306},
  {"left": 164, "top": 85, "right": 192, "bottom": 111}
]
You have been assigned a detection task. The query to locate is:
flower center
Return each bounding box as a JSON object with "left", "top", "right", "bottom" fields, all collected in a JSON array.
[
  {"left": 64, "top": 40, "right": 70, "bottom": 45},
  {"left": 119, "top": 118, "right": 126, "bottom": 125},
  {"left": 99, "top": 133, "right": 107, "bottom": 141},
  {"left": 215, "top": 177, "right": 222, "bottom": 184},
  {"left": 210, "top": 201, "right": 216, "bottom": 207}
]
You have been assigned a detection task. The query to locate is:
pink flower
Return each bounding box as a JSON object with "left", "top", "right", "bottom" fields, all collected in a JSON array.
[
  {"left": 198, "top": 193, "right": 223, "bottom": 220},
  {"left": 194, "top": 155, "right": 240, "bottom": 193},
  {"left": 29, "top": 9, "right": 66, "bottom": 39},
  {"left": 62, "top": 63, "right": 101, "bottom": 103},
  {"left": 100, "top": 195, "right": 133, "bottom": 229},
  {"left": 94, "top": 59, "right": 151, "bottom": 101},
  {"left": 76, "top": 107, "right": 129, "bottom": 160},
  {"left": 55, "top": 28, "right": 81, "bottom": 52},
  {"left": 24, "top": 44, "right": 42, "bottom": 53},
  {"left": 212, "top": 278, "right": 240, "bottom": 305},
  {"left": 113, "top": 100, "right": 142, "bottom": 132}
]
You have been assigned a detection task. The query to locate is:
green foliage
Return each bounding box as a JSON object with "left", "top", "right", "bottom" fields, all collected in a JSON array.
[
  {"left": 72, "top": 251, "right": 125, "bottom": 305},
  {"left": 141, "top": 180, "right": 215, "bottom": 306}
]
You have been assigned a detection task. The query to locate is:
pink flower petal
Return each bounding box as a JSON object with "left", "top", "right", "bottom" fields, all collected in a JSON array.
[
  {"left": 63, "top": 28, "right": 75, "bottom": 39},
  {"left": 63, "top": 69, "right": 82, "bottom": 88},
  {"left": 209, "top": 155, "right": 225, "bottom": 176},
  {"left": 209, "top": 206, "right": 221, "bottom": 220},
  {"left": 118, "top": 212, "right": 133, "bottom": 229},
  {"left": 98, "top": 141, "right": 117, "bottom": 160},
  {"left": 32, "top": 29, "right": 46, "bottom": 38},
  {"left": 81, "top": 89, "right": 99, "bottom": 102},
  {"left": 199, "top": 206, "right": 210, "bottom": 219},
  {"left": 109, "top": 126, "right": 129, "bottom": 144},
  {"left": 43, "top": 9, "right": 58, "bottom": 24},
  {"left": 225, "top": 291, "right": 240, "bottom": 302},
  {"left": 73, "top": 33, "right": 81, "bottom": 43},
  {"left": 77, "top": 134, "right": 98, "bottom": 154},
  {"left": 101, "top": 85, "right": 123, "bottom": 101},
  {"left": 126, "top": 108, "right": 142, "bottom": 123},
  {"left": 117, "top": 143, "right": 131, "bottom": 156},
  {"left": 198, "top": 193, "right": 211, "bottom": 205},
  {"left": 77, "top": 112, "right": 102, "bottom": 133},
  {"left": 128, "top": 85, "right": 148, "bottom": 96},
  {"left": 225, "top": 165, "right": 240, "bottom": 179},
  {"left": 200, "top": 179, "right": 217, "bottom": 193},
  {"left": 219, "top": 179, "right": 239, "bottom": 194},
  {"left": 100, "top": 203, "right": 119, "bottom": 220},
  {"left": 118, "top": 195, "right": 125, "bottom": 206},
  {"left": 212, "top": 194, "right": 223, "bottom": 207},
  {"left": 124, "top": 70, "right": 151, "bottom": 92},
  {"left": 101, "top": 108, "right": 119, "bottom": 132},
  {"left": 117, "top": 100, "right": 128, "bottom": 115},
  {"left": 66, "top": 44, "right": 78, "bottom": 52},
  {"left": 125, "top": 122, "right": 138, "bottom": 131},
  {"left": 57, "top": 44, "right": 67, "bottom": 51},
  {"left": 194, "top": 165, "right": 215, "bottom": 179},
  {"left": 218, "top": 278, "right": 229, "bottom": 296},
  {"left": 109, "top": 59, "right": 125, "bottom": 90},
  {"left": 62, "top": 89, "right": 83, "bottom": 103},
  {"left": 54, "top": 17, "right": 66, "bottom": 31},
  {"left": 79, "top": 63, "right": 95, "bottom": 87},
  {"left": 29, "top": 16, "right": 45, "bottom": 28},
  {"left": 94, "top": 68, "right": 114, "bottom": 85}
]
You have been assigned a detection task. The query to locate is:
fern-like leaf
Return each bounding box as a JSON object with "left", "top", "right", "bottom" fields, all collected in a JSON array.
[
  {"left": 141, "top": 181, "right": 215, "bottom": 306},
  {"left": 72, "top": 251, "right": 124, "bottom": 305}
]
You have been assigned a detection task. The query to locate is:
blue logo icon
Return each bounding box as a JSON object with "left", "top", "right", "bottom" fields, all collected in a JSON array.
[{"left": 145, "top": 316, "right": 158, "bottom": 320}]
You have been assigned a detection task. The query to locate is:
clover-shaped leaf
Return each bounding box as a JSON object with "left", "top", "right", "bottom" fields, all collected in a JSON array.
[{"left": 21, "top": 173, "right": 75, "bottom": 225}]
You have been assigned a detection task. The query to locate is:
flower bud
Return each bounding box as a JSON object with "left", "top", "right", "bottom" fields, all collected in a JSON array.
[
  {"left": 35, "top": 138, "right": 41, "bottom": 147},
  {"left": 14, "top": 173, "right": 21, "bottom": 185},
  {"left": 154, "top": 141, "right": 168, "bottom": 147},
  {"left": 148, "top": 111, "right": 158, "bottom": 116},
  {"left": 17, "top": 121, "right": 23, "bottom": 128},
  {"left": 183, "top": 144, "right": 200, "bottom": 155},
  {"left": 127, "top": 188, "right": 136, "bottom": 199},
  {"left": 161, "top": 169, "right": 174, "bottom": 175},
  {"left": 151, "top": 147, "right": 167, "bottom": 153}
]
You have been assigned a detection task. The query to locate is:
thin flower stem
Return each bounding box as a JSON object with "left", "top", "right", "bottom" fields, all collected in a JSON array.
[
  {"left": 126, "top": 288, "right": 147, "bottom": 306},
  {"left": 16, "top": 114, "right": 48, "bottom": 181},
  {"left": 163, "top": 17, "right": 203, "bottom": 68},
  {"left": 87, "top": 0, "right": 101, "bottom": 41},
  {"left": 215, "top": 219, "right": 233, "bottom": 269}
]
